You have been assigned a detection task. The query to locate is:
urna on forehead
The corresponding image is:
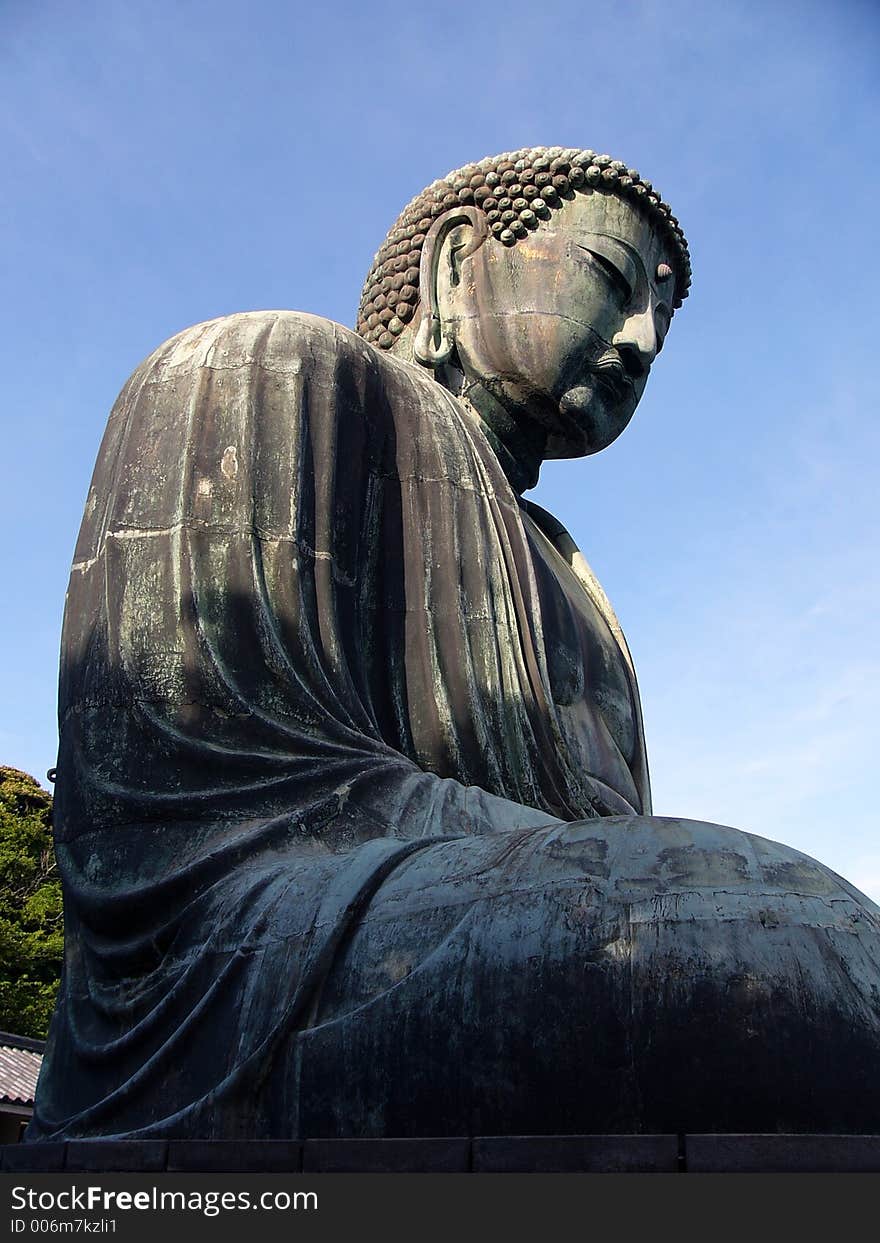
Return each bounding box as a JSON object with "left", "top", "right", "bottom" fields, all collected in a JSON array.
[{"left": 357, "top": 145, "right": 692, "bottom": 350}]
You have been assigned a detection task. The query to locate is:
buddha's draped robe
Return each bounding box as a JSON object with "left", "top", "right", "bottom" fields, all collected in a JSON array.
[{"left": 32, "top": 311, "right": 653, "bottom": 1139}]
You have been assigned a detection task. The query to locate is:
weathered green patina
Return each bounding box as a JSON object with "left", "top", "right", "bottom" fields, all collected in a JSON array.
[{"left": 30, "top": 147, "right": 880, "bottom": 1141}]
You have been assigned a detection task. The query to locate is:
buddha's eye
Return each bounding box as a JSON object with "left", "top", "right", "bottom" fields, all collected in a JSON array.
[{"left": 587, "top": 250, "right": 632, "bottom": 302}]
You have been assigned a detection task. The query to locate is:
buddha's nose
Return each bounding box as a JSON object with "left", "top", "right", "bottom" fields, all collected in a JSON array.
[{"left": 612, "top": 308, "right": 657, "bottom": 379}]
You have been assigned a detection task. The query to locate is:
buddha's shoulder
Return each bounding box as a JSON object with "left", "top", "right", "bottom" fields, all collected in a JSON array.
[
  {"left": 111, "top": 310, "right": 463, "bottom": 452},
  {"left": 129, "top": 310, "right": 426, "bottom": 392}
]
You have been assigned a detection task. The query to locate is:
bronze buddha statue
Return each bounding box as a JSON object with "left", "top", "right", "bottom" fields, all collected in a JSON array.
[{"left": 30, "top": 147, "right": 880, "bottom": 1141}]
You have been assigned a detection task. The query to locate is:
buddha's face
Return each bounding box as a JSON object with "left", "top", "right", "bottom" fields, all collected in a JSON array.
[{"left": 436, "top": 191, "right": 677, "bottom": 458}]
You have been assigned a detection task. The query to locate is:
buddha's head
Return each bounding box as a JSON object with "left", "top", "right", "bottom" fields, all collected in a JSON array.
[{"left": 357, "top": 146, "right": 690, "bottom": 484}]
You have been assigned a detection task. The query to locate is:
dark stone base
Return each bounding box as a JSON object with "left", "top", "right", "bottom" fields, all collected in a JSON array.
[{"left": 4, "top": 1135, "right": 880, "bottom": 1173}]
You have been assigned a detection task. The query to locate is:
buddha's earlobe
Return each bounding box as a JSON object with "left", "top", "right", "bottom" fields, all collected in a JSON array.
[
  {"left": 413, "top": 309, "right": 454, "bottom": 368},
  {"left": 413, "top": 207, "right": 488, "bottom": 368}
]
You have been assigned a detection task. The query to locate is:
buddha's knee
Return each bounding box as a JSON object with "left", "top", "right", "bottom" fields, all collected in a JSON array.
[{"left": 300, "top": 819, "right": 880, "bottom": 1136}]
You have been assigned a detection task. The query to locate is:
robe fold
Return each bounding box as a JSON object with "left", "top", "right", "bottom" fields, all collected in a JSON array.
[{"left": 31, "top": 310, "right": 654, "bottom": 1138}]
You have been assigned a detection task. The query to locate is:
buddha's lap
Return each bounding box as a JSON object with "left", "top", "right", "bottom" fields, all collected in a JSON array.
[
  {"left": 296, "top": 815, "right": 880, "bottom": 1135},
  {"left": 321, "top": 814, "right": 879, "bottom": 1000}
]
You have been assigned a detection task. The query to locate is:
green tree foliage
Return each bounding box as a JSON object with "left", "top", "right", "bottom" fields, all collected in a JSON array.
[{"left": 0, "top": 767, "right": 62, "bottom": 1039}]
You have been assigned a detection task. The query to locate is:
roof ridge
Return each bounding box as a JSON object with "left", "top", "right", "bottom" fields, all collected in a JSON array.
[{"left": 0, "top": 1032, "right": 46, "bottom": 1053}]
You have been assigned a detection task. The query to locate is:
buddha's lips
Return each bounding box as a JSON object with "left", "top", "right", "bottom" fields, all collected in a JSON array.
[{"left": 590, "top": 353, "right": 632, "bottom": 402}]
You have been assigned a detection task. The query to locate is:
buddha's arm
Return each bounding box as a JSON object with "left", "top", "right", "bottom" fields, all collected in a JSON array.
[{"left": 60, "top": 310, "right": 578, "bottom": 852}]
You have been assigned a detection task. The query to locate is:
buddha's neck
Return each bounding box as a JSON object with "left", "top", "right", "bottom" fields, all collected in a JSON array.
[{"left": 455, "top": 376, "right": 547, "bottom": 496}]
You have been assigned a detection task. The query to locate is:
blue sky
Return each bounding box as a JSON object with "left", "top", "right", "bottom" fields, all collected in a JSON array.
[{"left": 2, "top": 0, "right": 878, "bottom": 896}]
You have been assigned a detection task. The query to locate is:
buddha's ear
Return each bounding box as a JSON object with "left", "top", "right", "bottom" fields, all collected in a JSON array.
[{"left": 413, "top": 207, "right": 488, "bottom": 368}]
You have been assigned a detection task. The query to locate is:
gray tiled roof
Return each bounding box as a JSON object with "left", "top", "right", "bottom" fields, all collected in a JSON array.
[{"left": 0, "top": 1032, "right": 44, "bottom": 1107}]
